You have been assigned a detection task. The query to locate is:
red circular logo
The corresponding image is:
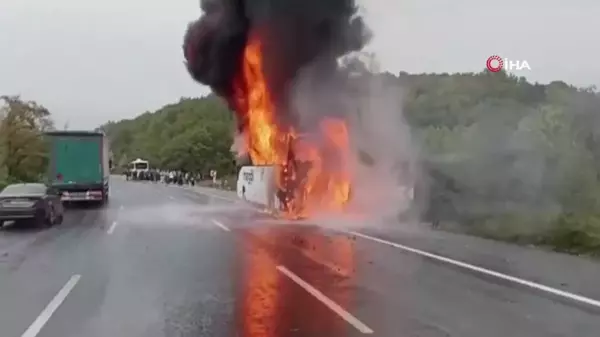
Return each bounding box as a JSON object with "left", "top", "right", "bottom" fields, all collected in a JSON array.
[{"left": 486, "top": 55, "right": 503, "bottom": 72}]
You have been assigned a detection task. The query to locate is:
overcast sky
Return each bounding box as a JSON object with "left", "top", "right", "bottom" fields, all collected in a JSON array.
[{"left": 1, "top": 0, "right": 598, "bottom": 129}]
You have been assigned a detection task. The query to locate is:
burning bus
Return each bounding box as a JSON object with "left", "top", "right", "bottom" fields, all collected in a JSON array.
[
  {"left": 183, "top": 0, "right": 371, "bottom": 219},
  {"left": 236, "top": 130, "right": 353, "bottom": 219}
]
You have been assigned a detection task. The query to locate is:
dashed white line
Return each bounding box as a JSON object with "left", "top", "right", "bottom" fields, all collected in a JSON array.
[
  {"left": 347, "top": 230, "right": 600, "bottom": 309},
  {"left": 276, "top": 265, "right": 374, "bottom": 334},
  {"left": 119, "top": 205, "right": 124, "bottom": 210},
  {"left": 168, "top": 196, "right": 175, "bottom": 200},
  {"left": 21, "top": 274, "right": 81, "bottom": 337},
  {"left": 107, "top": 221, "right": 118, "bottom": 234},
  {"left": 211, "top": 219, "right": 231, "bottom": 232}
]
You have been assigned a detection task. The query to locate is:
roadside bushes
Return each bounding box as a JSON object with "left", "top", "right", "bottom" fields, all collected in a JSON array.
[{"left": 545, "top": 214, "right": 600, "bottom": 256}]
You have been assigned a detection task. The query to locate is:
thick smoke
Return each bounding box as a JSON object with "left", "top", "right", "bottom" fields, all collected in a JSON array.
[
  {"left": 183, "top": 0, "right": 418, "bottom": 221},
  {"left": 183, "top": 0, "right": 248, "bottom": 101},
  {"left": 285, "top": 50, "right": 418, "bottom": 223},
  {"left": 183, "top": 0, "right": 371, "bottom": 132},
  {"left": 338, "top": 54, "right": 418, "bottom": 223}
]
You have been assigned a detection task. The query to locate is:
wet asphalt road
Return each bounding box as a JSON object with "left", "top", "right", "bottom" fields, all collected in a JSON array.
[{"left": 1, "top": 178, "right": 599, "bottom": 337}]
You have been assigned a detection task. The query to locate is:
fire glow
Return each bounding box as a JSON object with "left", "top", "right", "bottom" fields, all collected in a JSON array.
[
  {"left": 182, "top": 0, "right": 370, "bottom": 219},
  {"left": 235, "top": 35, "right": 351, "bottom": 218}
]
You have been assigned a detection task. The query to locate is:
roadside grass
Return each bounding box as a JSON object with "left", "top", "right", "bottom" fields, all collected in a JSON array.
[
  {"left": 443, "top": 213, "right": 600, "bottom": 258},
  {"left": 543, "top": 214, "right": 600, "bottom": 257}
]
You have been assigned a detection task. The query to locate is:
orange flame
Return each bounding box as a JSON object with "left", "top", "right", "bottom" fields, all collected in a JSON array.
[{"left": 235, "top": 34, "right": 352, "bottom": 218}]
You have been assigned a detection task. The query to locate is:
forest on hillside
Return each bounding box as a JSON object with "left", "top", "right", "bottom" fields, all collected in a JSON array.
[
  {"left": 100, "top": 69, "right": 600, "bottom": 255},
  {"left": 102, "top": 95, "right": 237, "bottom": 177}
]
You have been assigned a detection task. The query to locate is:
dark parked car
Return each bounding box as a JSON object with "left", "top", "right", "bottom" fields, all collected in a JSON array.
[{"left": 0, "top": 183, "right": 64, "bottom": 228}]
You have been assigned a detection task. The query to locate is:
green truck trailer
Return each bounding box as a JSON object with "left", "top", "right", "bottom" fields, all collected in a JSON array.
[{"left": 44, "top": 131, "right": 111, "bottom": 204}]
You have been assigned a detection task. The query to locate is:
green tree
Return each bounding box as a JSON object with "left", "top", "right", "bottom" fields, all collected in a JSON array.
[{"left": 0, "top": 95, "right": 54, "bottom": 184}]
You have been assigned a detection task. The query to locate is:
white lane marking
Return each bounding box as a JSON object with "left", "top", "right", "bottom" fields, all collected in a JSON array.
[
  {"left": 277, "top": 265, "right": 374, "bottom": 334},
  {"left": 211, "top": 219, "right": 230, "bottom": 232},
  {"left": 168, "top": 196, "right": 175, "bottom": 200},
  {"left": 347, "top": 230, "right": 600, "bottom": 309},
  {"left": 21, "top": 274, "right": 81, "bottom": 337},
  {"left": 119, "top": 205, "right": 124, "bottom": 210},
  {"left": 107, "top": 221, "right": 118, "bottom": 234}
]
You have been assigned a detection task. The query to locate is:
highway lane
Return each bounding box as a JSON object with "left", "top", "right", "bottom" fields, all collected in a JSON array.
[
  {"left": 0, "top": 193, "right": 117, "bottom": 337},
  {"left": 0, "top": 180, "right": 355, "bottom": 337},
  {"left": 0, "top": 179, "right": 599, "bottom": 336}
]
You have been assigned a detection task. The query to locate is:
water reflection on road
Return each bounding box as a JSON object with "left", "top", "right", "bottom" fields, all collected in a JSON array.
[{"left": 235, "top": 224, "right": 360, "bottom": 337}]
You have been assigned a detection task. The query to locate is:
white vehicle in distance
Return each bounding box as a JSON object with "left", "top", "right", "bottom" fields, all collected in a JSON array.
[{"left": 128, "top": 158, "right": 150, "bottom": 180}]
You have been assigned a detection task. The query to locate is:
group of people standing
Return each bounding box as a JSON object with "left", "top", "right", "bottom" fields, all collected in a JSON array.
[{"left": 125, "top": 169, "right": 200, "bottom": 186}]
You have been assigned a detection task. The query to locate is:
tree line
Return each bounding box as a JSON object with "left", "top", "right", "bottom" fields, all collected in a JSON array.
[
  {"left": 404, "top": 71, "right": 600, "bottom": 255},
  {"left": 101, "top": 95, "right": 237, "bottom": 178},
  {"left": 0, "top": 95, "right": 54, "bottom": 190}
]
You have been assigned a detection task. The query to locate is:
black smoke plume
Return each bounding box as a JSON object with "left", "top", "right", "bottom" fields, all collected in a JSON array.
[{"left": 183, "top": 0, "right": 371, "bottom": 129}]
